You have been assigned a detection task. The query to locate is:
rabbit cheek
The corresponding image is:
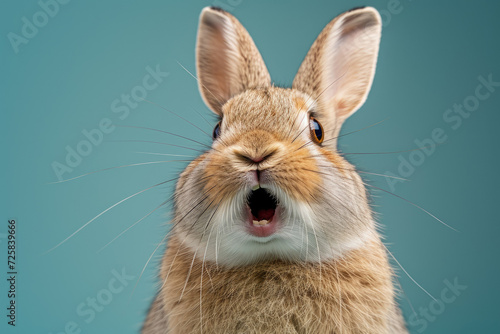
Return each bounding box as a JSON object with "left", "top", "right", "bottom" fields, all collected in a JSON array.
[
  {"left": 318, "top": 148, "right": 348, "bottom": 176},
  {"left": 202, "top": 154, "right": 243, "bottom": 205},
  {"left": 274, "top": 143, "right": 322, "bottom": 204}
]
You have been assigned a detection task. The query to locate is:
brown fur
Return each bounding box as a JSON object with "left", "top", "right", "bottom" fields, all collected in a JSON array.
[{"left": 151, "top": 235, "right": 397, "bottom": 334}]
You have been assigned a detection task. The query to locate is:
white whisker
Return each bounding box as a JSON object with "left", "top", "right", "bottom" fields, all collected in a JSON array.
[{"left": 44, "top": 178, "right": 177, "bottom": 253}]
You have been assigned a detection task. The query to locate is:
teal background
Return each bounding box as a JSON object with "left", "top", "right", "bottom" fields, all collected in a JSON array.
[{"left": 2, "top": 0, "right": 499, "bottom": 333}]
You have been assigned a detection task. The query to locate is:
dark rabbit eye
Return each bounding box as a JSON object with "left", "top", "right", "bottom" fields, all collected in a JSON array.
[
  {"left": 309, "top": 117, "right": 324, "bottom": 144},
  {"left": 213, "top": 121, "right": 221, "bottom": 139}
]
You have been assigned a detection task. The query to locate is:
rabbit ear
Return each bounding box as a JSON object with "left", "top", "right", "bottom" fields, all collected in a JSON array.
[
  {"left": 196, "top": 7, "right": 271, "bottom": 115},
  {"left": 293, "top": 7, "right": 381, "bottom": 126}
]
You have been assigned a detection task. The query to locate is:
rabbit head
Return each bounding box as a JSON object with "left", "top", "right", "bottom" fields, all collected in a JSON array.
[{"left": 172, "top": 6, "right": 382, "bottom": 267}]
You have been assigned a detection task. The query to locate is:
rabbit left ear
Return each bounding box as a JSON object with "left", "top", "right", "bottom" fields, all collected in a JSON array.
[
  {"left": 293, "top": 7, "right": 382, "bottom": 127},
  {"left": 196, "top": 7, "right": 271, "bottom": 115}
]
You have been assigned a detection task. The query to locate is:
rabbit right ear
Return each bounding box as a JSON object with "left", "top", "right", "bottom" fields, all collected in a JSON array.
[
  {"left": 293, "top": 7, "right": 382, "bottom": 131},
  {"left": 196, "top": 7, "right": 271, "bottom": 115}
]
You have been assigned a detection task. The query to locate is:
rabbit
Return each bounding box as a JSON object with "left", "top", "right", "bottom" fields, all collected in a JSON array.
[{"left": 142, "top": 6, "right": 408, "bottom": 334}]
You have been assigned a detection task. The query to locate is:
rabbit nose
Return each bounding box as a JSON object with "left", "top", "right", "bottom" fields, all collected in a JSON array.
[
  {"left": 235, "top": 151, "right": 275, "bottom": 165},
  {"left": 250, "top": 156, "right": 265, "bottom": 163}
]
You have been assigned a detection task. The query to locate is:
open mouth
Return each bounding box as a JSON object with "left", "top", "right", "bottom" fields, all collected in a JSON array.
[{"left": 246, "top": 188, "right": 279, "bottom": 237}]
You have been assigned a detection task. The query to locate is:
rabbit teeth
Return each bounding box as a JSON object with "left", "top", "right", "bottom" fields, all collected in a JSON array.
[{"left": 252, "top": 219, "right": 271, "bottom": 226}]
